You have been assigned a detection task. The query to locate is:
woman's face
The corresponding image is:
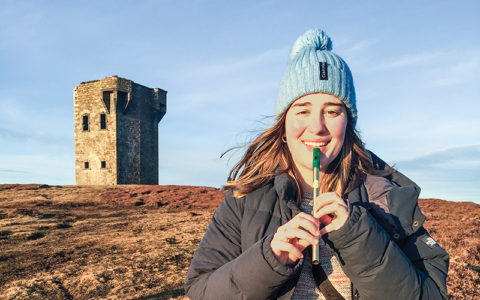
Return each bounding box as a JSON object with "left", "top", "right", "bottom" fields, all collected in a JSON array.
[{"left": 284, "top": 93, "right": 348, "bottom": 176}]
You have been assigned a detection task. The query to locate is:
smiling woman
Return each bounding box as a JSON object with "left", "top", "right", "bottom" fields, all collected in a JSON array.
[
  {"left": 284, "top": 94, "right": 348, "bottom": 188},
  {"left": 184, "top": 29, "right": 449, "bottom": 300}
]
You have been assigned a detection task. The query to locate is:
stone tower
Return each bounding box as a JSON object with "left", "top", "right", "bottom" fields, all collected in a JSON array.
[{"left": 74, "top": 75, "right": 167, "bottom": 185}]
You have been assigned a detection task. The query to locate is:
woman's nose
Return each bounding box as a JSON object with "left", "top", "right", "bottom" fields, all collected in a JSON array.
[{"left": 308, "top": 113, "right": 327, "bottom": 134}]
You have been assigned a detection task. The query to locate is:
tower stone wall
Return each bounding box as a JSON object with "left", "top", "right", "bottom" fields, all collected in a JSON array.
[{"left": 74, "top": 75, "right": 166, "bottom": 185}]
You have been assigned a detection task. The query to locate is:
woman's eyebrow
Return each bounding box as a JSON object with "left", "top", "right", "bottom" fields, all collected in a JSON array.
[
  {"left": 291, "top": 102, "right": 311, "bottom": 108},
  {"left": 291, "top": 101, "right": 344, "bottom": 108},
  {"left": 324, "top": 102, "right": 344, "bottom": 107}
]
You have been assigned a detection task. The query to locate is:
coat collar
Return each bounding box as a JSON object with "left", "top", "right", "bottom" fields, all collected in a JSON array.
[
  {"left": 271, "top": 152, "right": 420, "bottom": 206},
  {"left": 369, "top": 150, "right": 420, "bottom": 190},
  {"left": 274, "top": 172, "right": 298, "bottom": 202}
]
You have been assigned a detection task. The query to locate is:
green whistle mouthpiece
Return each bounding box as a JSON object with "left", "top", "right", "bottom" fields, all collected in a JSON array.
[{"left": 313, "top": 148, "right": 320, "bottom": 169}]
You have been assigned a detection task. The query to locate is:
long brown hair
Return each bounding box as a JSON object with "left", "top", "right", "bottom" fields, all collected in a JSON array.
[{"left": 223, "top": 106, "right": 386, "bottom": 200}]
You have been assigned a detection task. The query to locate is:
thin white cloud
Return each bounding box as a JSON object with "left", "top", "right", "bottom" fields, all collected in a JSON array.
[
  {"left": 158, "top": 146, "right": 227, "bottom": 187},
  {"left": 0, "top": 126, "right": 70, "bottom": 144},
  {"left": 339, "top": 39, "right": 376, "bottom": 57},
  {"left": 187, "top": 46, "right": 289, "bottom": 78},
  {"left": 0, "top": 154, "right": 74, "bottom": 184},
  {"left": 0, "top": 98, "right": 23, "bottom": 121},
  {"left": 426, "top": 56, "right": 480, "bottom": 88},
  {"left": 0, "top": 98, "right": 72, "bottom": 144},
  {"left": 393, "top": 144, "right": 480, "bottom": 203},
  {"left": 371, "top": 51, "right": 446, "bottom": 71},
  {"left": 0, "top": 169, "right": 30, "bottom": 174},
  {"left": 363, "top": 114, "right": 479, "bottom": 143},
  {"left": 173, "top": 78, "right": 277, "bottom": 110},
  {"left": 395, "top": 144, "right": 480, "bottom": 167}
]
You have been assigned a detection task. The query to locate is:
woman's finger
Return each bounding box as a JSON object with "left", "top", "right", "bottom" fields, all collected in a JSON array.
[
  {"left": 292, "top": 212, "right": 320, "bottom": 229},
  {"left": 318, "top": 214, "right": 333, "bottom": 225},
  {"left": 311, "top": 192, "right": 349, "bottom": 233},
  {"left": 271, "top": 239, "right": 304, "bottom": 259},
  {"left": 279, "top": 213, "right": 320, "bottom": 237},
  {"left": 278, "top": 227, "right": 319, "bottom": 246},
  {"left": 314, "top": 192, "right": 344, "bottom": 212},
  {"left": 274, "top": 225, "right": 317, "bottom": 245},
  {"left": 319, "top": 221, "right": 345, "bottom": 235},
  {"left": 314, "top": 203, "right": 348, "bottom": 219},
  {"left": 294, "top": 219, "right": 321, "bottom": 237}
]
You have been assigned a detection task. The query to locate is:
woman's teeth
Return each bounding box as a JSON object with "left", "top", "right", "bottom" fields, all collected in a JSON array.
[{"left": 304, "top": 141, "right": 328, "bottom": 147}]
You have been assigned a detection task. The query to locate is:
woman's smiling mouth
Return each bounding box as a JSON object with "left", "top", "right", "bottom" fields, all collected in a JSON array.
[
  {"left": 303, "top": 140, "right": 329, "bottom": 152},
  {"left": 303, "top": 141, "right": 328, "bottom": 147}
]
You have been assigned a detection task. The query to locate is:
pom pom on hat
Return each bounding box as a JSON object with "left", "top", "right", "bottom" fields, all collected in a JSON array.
[
  {"left": 290, "top": 29, "right": 332, "bottom": 59},
  {"left": 275, "top": 29, "right": 358, "bottom": 125}
]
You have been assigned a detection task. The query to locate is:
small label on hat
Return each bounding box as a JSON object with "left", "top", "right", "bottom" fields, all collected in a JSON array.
[{"left": 319, "top": 62, "right": 328, "bottom": 80}]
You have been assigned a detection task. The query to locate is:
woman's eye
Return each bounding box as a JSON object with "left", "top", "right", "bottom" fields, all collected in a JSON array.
[
  {"left": 296, "top": 110, "right": 309, "bottom": 115},
  {"left": 325, "top": 109, "right": 341, "bottom": 117}
]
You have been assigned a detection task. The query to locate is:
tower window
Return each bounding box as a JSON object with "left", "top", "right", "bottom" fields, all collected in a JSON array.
[
  {"left": 117, "top": 91, "right": 128, "bottom": 114},
  {"left": 82, "top": 115, "right": 89, "bottom": 131},
  {"left": 100, "top": 114, "right": 107, "bottom": 129},
  {"left": 101, "top": 161, "right": 106, "bottom": 168},
  {"left": 84, "top": 162, "right": 89, "bottom": 169},
  {"left": 102, "top": 91, "right": 112, "bottom": 113}
]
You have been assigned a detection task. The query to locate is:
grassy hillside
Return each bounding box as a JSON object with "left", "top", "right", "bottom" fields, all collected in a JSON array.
[{"left": 0, "top": 184, "right": 478, "bottom": 299}]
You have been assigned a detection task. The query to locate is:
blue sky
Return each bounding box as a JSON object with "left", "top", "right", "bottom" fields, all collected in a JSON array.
[{"left": 0, "top": 0, "right": 479, "bottom": 203}]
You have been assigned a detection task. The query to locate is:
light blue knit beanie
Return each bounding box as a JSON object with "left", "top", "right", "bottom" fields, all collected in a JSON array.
[{"left": 276, "top": 29, "right": 357, "bottom": 125}]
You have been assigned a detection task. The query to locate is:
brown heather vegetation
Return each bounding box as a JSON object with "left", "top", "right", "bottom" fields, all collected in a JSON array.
[{"left": 0, "top": 184, "right": 478, "bottom": 299}]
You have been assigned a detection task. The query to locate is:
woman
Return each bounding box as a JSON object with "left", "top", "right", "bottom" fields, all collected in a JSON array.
[{"left": 184, "top": 29, "right": 449, "bottom": 300}]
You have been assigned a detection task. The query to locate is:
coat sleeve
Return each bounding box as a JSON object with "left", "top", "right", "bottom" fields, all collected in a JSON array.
[
  {"left": 325, "top": 186, "right": 449, "bottom": 300},
  {"left": 184, "top": 191, "right": 300, "bottom": 300}
]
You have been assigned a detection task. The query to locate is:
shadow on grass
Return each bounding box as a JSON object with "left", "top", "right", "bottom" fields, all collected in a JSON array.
[{"left": 133, "top": 288, "right": 184, "bottom": 300}]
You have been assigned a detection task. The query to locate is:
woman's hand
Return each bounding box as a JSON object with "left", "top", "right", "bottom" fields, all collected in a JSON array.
[
  {"left": 313, "top": 192, "right": 349, "bottom": 235},
  {"left": 270, "top": 212, "right": 320, "bottom": 265}
]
